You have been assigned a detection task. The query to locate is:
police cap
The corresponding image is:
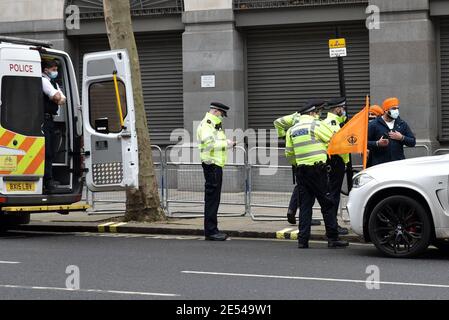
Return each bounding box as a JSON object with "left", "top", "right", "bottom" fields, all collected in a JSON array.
[
  {"left": 327, "top": 97, "right": 347, "bottom": 109},
  {"left": 210, "top": 102, "right": 229, "bottom": 117},
  {"left": 299, "top": 99, "right": 327, "bottom": 114}
]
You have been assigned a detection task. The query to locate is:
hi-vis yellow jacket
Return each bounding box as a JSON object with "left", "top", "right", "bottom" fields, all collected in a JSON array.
[
  {"left": 273, "top": 112, "right": 301, "bottom": 138},
  {"left": 197, "top": 112, "right": 228, "bottom": 168},
  {"left": 285, "top": 115, "right": 334, "bottom": 166},
  {"left": 323, "top": 112, "right": 350, "bottom": 164}
]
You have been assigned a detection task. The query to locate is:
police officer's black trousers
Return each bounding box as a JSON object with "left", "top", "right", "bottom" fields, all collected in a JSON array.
[
  {"left": 43, "top": 116, "right": 55, "bottom": 184},
  {"left": 296, "top": 165, "right": 339, "bottom": 243},
  {"left": 202, "top": 163, "right": 223, "bottom": 236},
  {"left": 329, "top": 156, "right": 346, "bottom": 220},
  {"left": 288, "top": 184, "right": 299, "bottom": 213}
]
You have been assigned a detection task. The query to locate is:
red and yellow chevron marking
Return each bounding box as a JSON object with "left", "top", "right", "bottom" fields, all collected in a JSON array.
[{"left": 0, "top": 127, "right": 45, "bottom": 176}]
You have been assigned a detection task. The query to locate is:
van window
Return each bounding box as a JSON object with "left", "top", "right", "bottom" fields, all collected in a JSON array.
[
  {"left": 1, "top": 76, "right": 44, "bottom": 136},
  {"left": 88, "top": 80, "right": 127, "bottom": 133}
]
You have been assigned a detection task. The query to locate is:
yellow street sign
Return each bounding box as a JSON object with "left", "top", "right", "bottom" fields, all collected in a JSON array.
[{"left": 329, "top": 38, "right": 346, "bottom": 49}]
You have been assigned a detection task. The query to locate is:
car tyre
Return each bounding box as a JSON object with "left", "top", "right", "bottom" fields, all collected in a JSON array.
[
  {"left": 433, "top": 240, "right": 449, "bottom": 254},
  {"left": 368, "top": 195, "right": 431, "bottom": 258}
]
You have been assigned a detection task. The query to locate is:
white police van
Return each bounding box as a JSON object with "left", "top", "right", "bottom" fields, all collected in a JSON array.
[{"left": 0, "top": 36, "right": 138, "bottom": 229}]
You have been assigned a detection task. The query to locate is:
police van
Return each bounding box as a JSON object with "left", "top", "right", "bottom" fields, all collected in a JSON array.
[{"left": 0, "top": 36, "right": 138, "bottom": 229}]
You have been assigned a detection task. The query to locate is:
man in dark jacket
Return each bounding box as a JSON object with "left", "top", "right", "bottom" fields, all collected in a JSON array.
[{"left": 367, "top": 97, "right": 416, "bottom": 167}]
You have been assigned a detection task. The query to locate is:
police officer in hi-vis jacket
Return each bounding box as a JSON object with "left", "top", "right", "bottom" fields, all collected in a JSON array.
[
  {"left": 274, "top": 112, "right": 321, "bottom": 227},
  {"left": 197, "top": 102, "right": 235, "bottom": 241},
  {"left": 285, "top": 99, "right": 349, "bottom": 249}
]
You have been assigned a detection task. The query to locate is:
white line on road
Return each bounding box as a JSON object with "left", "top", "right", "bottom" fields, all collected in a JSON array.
[
  {"left": 182, "top": 270, "right": 449, "bottom": 290},
  {"left": 0, "top": 261, "right": 20, "bottom": 264},
  {"left": 0, "top": 284, "right": 179, "bottom": 297}
]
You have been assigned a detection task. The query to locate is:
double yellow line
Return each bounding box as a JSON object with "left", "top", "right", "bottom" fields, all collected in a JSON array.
[{"left": 97, "top": 222, "right": 127, "bottom": 233}]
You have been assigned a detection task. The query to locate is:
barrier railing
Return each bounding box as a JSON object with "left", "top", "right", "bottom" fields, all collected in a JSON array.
[
  {"left": 86, "top": 145, "right": 164, "bottom": 215},
  {"left": 83, "top": 143, "right": 435, "bottom": 221},
  {"left": 164, "top": 144, "right": 248, "bottom": 218},
  {"left": 247, "top": 147, "right": 328, "bottom": 221},
  {"left": 434, "top": 148, "right": 449, "bottom": 156}
]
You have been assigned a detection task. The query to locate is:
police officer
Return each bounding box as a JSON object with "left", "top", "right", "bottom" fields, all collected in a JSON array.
[
  {"left": 285, "top": 99, "right": 349, "bottom": 249},
  {"left": 41, "top": 59, "right": 66, "bottom": 191},
  {"left": 324, "top": 97, "right": 350, "bottom": 235},
  {"left": 197, "top": 102, "right": 235, "bottom": 241},
  {"left": 274, "top": 112, "right": 321, "bottom": 227}
]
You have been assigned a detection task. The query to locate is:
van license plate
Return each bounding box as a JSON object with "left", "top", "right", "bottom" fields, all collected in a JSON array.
[{"left": 6, "top": 182, "right": 36, "bottom": 192}]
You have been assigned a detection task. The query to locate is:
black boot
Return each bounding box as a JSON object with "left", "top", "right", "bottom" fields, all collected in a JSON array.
[
  {"left": 298, "top": 242, "right": 309, "bottom": 249},
  {"left": 337, "top": 225, "right": 349, "bottom": 235},
  {"left": 328, "top": 239, "right": 349, "bottom": 248},
  {"left": 287, "top": 210, "right": 296, "bottom": 225},
  {"left": 205, "top": 232, "right": 228, "bottom": 241}
]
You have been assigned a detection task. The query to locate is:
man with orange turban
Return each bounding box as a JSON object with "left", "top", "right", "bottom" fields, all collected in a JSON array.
[
  {"left": 369, "top": 105, "right": 384, "bottom": 121},
  {"left": 367, "top": 97, "right": 416, "bottom": 167}
]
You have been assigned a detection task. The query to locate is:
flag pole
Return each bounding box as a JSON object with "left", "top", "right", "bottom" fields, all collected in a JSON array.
[{"left": 362, "top": 95, "right": 370, "bottom": 169}]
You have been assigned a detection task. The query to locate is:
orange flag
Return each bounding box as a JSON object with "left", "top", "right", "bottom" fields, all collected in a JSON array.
[{"left": 328, "top": 96, "right": 370, "bottom": 169}]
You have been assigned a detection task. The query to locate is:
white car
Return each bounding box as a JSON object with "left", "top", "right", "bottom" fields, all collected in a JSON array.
[{"left": 347, "top": 155, "right": 449, "bottom": 258}]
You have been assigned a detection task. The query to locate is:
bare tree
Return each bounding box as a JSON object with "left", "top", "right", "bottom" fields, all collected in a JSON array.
[{"left": 103, "top": 0, "right": 165, "bottom": 222}]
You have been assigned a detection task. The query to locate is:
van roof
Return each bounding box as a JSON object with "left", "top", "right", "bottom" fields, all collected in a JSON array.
[{"left": 0, "top": 36, "right": 52, "bottom": 48}]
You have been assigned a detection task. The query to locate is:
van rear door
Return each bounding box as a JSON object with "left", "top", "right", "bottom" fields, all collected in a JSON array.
[{"left": 82, "top": 50, "right": 138, "bottom": 191}]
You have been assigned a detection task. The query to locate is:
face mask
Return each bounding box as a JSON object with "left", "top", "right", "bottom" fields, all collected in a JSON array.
[
  {"left": 48, "top": 71, "right": 58, "bottom": 79},
  {"left": 341, "top": 110, "right": 347, "bottom": 117},
  {"left": 388, "top": 109, "right": 399, "bottom": 119},
  {"left": 216, "top": 113, "right": 223, "bottom": 121}
]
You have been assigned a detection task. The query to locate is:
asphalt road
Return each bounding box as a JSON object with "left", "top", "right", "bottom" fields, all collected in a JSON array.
[{"left": 1, "top": 231, "right": 449, "bottom": 300}]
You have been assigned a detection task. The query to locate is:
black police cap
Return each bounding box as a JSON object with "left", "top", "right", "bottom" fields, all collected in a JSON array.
[
  {"left": 210, "top": 102, "right": 229, "bottom": 117},
  {"left": 299, "top": 99, "right": 327, "bottom": 114},
  {"left": 327, "top": 97, "right": 347, "bottom": 109}
]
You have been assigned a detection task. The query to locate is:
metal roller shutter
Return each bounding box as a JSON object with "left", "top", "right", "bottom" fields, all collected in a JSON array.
[
  {"left": 245, "top": 23, "right": 369, "bottom": 130},
  {"left": 440, "top": 18, "right": 449, "bottom": 141},
  {"left": 78, "top": 32, "right": 183, "bottom": 145}
]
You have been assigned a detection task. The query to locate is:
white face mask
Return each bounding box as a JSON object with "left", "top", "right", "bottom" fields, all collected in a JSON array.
[
  {"left": 388, "top": 109, "right": 400, "bottom": 119},
  {"left": 47, "top": 70, "right": 58, "bottom": 79}
]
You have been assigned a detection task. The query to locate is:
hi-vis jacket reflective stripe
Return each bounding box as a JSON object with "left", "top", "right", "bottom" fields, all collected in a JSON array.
[
  {"left": 197, "top": 112, "right": 228, "bottom": 168},
  {"left": 273, "top": 112, "right": 301, "bottom": 138},
  {"left": 285, "top": 115, "right": 334, "bottom": 166},
  {"left": 323, "top": 112, "right": 350, "bottom": 164},
  {"left": 0, "top": 126, "right": 45, "bottom": 176}
]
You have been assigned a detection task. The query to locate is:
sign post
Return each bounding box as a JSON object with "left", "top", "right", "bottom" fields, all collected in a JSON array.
[{"left": 329, "top": 28, "right": 353, "bottom": 193}]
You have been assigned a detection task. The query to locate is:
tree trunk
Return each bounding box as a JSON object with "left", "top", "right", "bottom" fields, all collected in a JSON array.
[{"left": 103, "top": 0, "right": 165, "bottom": 222}]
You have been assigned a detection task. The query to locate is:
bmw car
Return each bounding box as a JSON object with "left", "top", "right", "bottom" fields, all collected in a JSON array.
[{"left": 347, "top": 154, "right": 449, "bottom": 258}]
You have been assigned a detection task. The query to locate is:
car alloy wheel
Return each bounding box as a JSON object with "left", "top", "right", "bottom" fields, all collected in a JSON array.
[{"left": 368, "top": 195, "right": 431, "bottom": 258}]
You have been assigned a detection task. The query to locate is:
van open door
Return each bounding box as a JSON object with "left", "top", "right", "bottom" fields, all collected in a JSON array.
[{"left": 82, "top": 50, "right": 138, "bottom": 191}]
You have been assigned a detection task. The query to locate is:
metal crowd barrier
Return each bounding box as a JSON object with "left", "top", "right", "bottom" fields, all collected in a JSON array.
[
  {"left": 164, "top": 144, "right": 248, "bottom": 218},
  {"left": 86, "top": 145, "right": 164, "bottom": 215},
  {"left": 434, "top": 148, "right": 449, "bottom": 156},
  {"left": 83, "top": 143, "right": 435, "bottom": 220},
  {"left": 247, "top": 147, "right": 327, "bottom": 221}
]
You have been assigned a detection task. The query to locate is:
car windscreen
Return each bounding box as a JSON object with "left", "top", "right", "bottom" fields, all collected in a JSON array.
[{"left": 0, "top": 76, "right": 44, "bottom": 136}]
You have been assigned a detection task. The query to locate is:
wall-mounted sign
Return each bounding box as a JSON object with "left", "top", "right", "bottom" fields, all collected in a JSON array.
[
  {"left": 201, "top": 75, "right": 215, "bottom": 88},
  {"left": 329, "top": 38, "right": 347, "bottom": 58}
]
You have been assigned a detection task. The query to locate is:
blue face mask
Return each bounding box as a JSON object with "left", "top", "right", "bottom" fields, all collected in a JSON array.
[
  {"left": 48, "top": 71, "right": 58, "bottom": 79},
  {"left": 388, "top": 109, "right": 400, "bottom": 119}
]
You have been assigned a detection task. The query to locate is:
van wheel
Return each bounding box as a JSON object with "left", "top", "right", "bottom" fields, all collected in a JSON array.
[
  {"left": 368, "top": 195, "right": 431, "bottom": 258},
  {"left": 0, "top": 214, "right": 31, "bottom": 227}
]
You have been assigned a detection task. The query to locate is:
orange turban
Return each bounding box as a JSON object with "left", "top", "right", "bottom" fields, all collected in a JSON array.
[
  {"left": 382, "top": 97, "right": 400, "bottom": 112},
  {"left": 369, "top": 105, "right": 384, "bottom": 116}
]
